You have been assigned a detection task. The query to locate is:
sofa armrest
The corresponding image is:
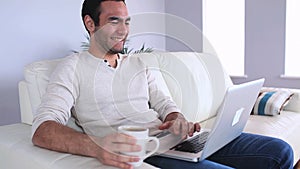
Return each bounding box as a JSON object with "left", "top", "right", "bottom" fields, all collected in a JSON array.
[
  {"left": 283, "top": 89, "right": 300, "bottom": 113},
  {"left": 18, "top": 81, "right": 33, "bottom": 125}
]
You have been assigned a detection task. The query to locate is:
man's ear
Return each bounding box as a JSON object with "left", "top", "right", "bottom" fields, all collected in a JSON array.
[{"left": 84, "top": 15, "right": 96, "bottom": 34}]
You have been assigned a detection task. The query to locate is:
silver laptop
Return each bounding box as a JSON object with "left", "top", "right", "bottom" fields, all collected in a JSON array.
[{"left": 155, "top": 78, "right": 265, "bottom": 162}]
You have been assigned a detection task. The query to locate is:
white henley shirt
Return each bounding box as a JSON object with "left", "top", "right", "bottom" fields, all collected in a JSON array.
[{"left": 32, "top": 51, "right": 180, "bottom": 137}]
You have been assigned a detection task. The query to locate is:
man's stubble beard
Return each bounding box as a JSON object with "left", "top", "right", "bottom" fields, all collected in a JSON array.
[
  {"left": 108, "top": 45, "right": 124, "bottom": 54},
  {"left": 95, "top": 35, "right": 125, "bottom": 55}
]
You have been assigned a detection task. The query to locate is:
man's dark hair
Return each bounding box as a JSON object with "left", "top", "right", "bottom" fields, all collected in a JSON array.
[{"left": 81, "top": 0, "right": 125, "bottom": 33}]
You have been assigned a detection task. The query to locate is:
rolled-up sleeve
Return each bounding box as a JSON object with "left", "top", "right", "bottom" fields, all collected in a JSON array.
[
  {"left": 146, "top": 68, "right": 181, "bottom": 121},
  {"left": 32, "top": 56, "right": 79, "bottom": 137}
]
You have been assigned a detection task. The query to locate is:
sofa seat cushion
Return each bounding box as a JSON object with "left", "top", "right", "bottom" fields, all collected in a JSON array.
[
  {"left": 244, "top": 111, "right": 300, "bottom": 165},
  {"left": 0, "top": 124, "right": 157, "bottom": 169}
]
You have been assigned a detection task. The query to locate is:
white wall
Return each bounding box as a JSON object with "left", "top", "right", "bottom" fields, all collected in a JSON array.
[
  {"left": 165, "top": 0, "right": 202, "bottom": 52},
  {"left": 126, "top": 0, "right": 166, "bottom": 51},
  {"left": 0, "top": 0, "right": 166, "bottom": 125},
  {"left": 0, "top": 0, "right": 86, "bottom": 125}
]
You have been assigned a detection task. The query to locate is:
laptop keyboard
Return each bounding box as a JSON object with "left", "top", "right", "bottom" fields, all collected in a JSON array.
[{"left": 171, "top": 131, "right": 210, "bottom": 153}]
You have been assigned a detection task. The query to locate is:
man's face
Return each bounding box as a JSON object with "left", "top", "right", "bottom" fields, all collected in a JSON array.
[{"left": 94, "top": 1, "right": 130, "bottom": 54}]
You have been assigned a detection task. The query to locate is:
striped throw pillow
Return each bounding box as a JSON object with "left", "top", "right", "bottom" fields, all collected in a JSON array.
[{"left": 252, "top": 88, "right": 294, "bottom": 116}]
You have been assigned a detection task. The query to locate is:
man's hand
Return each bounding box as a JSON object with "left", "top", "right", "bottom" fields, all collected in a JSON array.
[
  {"left": 92, "top": 133, "right": 142, "bottom": 169},
  {"left": 33, "top": 121, "right": 141, "bottom": 169},
  {"left": 158, "top": 112, "right": 201, "bottom": 138}
]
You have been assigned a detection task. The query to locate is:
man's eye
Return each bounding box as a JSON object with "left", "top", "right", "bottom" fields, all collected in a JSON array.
[
  {"left": 110, "top": 21, "right": 119, "bottom": 25},
  {"left": 125, "top": 21, "right": 130, "bottom": 25}
]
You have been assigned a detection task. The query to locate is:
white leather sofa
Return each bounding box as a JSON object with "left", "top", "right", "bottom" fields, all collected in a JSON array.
[{"left": 0, "top": 52, "right": 299, "bottom": 168}]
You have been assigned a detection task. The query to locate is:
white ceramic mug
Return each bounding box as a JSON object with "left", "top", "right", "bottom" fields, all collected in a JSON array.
[{"left": 117, "top": 125, "right": 160, "bottom": 167}]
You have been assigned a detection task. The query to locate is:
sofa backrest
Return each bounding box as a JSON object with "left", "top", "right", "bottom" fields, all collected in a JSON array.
[
  {"left": 21, "top": 58, "right": 62, "bottom": 125},
  {"left": 20, "top": 52, "right": 232, "bottom": 125},
  {"left": 138, "top": 52, "right": 233, "bottom": 122}
]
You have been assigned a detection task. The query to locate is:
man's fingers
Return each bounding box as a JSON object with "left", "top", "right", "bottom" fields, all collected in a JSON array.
[
  {"left": 114, "top": 133, "right": 137, "bottom": 145},
  {"left": 99, "top": 148, "right": 140, "bottom": 169},
  {"left": 158, "top": 121, "right": 173, "bottom": 130},
  {"left": 112, "top": 142, "right": 141, "bottom": 152},
  {"left": 180, "top": 121, "right": 189, "bottom": 136},
  {"left": 110, "top": 152, "right": 140, "bottom": 163},
  {"left": 188, "top": 122, "right": 195, "bottom": 136},
  {"left": 103, "top": 155, "right": 138, "bottom": 169},
  {"left": 172, "top": 119, "right": 181, "bottom": 135},
  {"left": 106, "top": 160, "right": 133, "bottom": 169},
  {"left": 93, "top": 133, "right": 144, "bottom": 169},
  {"left": 195, "top": 123, "right": 201, "bottom": 132},
  {"left": 110, "top": 153, "right": 139, "bottom": 169},
  {"left": 109, "top": 133, "right": 141, "bottom": 152},
  {"left": 159, "top": 119, "right": 201, "bottom": 138},
  {"left": 94, "top": 133, "right": 138, "bottom": 153}
]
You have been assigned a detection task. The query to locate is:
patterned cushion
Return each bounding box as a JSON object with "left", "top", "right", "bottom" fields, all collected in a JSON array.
[{"left": 252, "top": 87, "right": 294, "bottom": 116}]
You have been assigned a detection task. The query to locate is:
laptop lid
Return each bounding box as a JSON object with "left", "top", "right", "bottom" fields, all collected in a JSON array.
[
  {"left": 156, "top": 78, "right": 265, "bottom": 162},
  {"left": 199, "top": 78, "right": 264, "bottom": 160}
]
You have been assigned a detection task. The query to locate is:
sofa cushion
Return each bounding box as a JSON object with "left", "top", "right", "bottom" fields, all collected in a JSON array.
[
  {"left": 24, "top": 58, "right": 63, "bottom": 118},
  {"left": 252, "top": 88, "right": 294, "bottom": 116},
  {"left": 283, "top": 88, "right": 300, "bottom": 113},
  {"left": 0, "top": 124, "right": 158, "bottom": 169},
  {"left": 19, "top": 81, "right": 34, "bottom": 125}
]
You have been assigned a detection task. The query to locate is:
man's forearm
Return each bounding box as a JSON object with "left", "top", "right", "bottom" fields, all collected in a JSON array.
[{"left": 32, "top": 121, "right": 99, "bottom": 158}]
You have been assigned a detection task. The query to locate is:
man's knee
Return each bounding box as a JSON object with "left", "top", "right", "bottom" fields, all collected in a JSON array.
[{"left": 271, "top": 138, "right": 294, "bottom": 168}]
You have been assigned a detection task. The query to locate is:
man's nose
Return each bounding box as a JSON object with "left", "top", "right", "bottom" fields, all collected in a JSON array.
[{"left": 116, "top": 22, "right": 129, "bottom": 35}]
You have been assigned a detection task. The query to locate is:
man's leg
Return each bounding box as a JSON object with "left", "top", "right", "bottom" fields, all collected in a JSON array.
[
  {"left": 145, "top": 156, "right": 234, "bottom": 169},
  {"left": 208, "top": 133, "right": 294, "bottom": 169}
]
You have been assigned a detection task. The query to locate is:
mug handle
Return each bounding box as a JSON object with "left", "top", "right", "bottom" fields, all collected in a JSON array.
[{"left": 144, "top": 137, "right": 160, "bottom": 159}]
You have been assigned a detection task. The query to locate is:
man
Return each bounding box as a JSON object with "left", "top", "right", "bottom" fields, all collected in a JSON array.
[
  {"left": 32, "top": 0, "right": 294, "bottom": 169},
  {"left": 32, "top": 0, "right": 200, "bottom": 168}
]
